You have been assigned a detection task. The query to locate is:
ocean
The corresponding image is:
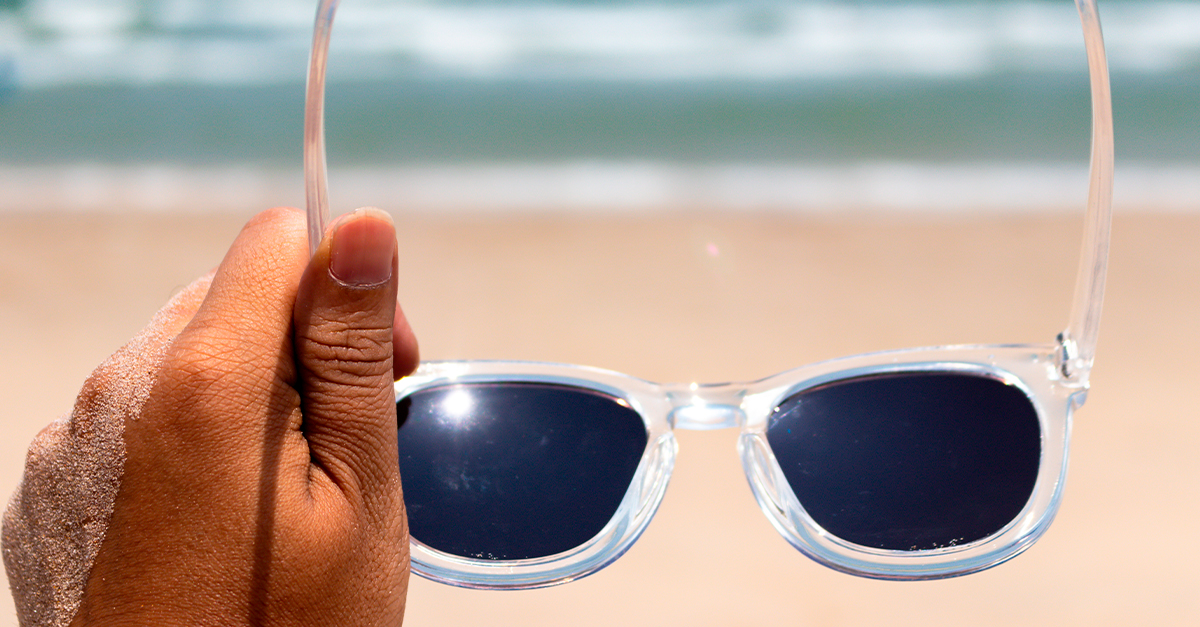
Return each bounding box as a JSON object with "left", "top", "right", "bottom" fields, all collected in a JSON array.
[{"left": 1, "top": 0, "right": 1197, "bottom": 213}]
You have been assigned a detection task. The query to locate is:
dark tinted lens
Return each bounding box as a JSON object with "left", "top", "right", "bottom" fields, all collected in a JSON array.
[
  {"left": 397, "top": 382, "right": 648, "bottom": 560},
  {"left": 766, "top": 372, "right": 1041, "bottom": 551}
]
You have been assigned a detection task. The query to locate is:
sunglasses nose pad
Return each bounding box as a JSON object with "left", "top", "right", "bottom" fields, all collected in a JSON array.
[
  {"left": 739, "top": 433, "right": 789, "bottom": 516},
  {"left": 665, "top": 383, "right": 746, "bottom": 430}
]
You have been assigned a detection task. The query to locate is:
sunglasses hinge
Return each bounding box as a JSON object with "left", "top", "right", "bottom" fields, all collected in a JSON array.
[{"left": 1055, "top": 331, "right": 1090, "bottom": 385}]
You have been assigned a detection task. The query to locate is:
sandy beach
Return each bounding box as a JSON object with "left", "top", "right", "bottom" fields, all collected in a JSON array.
[{"left": 1, "top": 208, "right": 1196, "bottom": 626}]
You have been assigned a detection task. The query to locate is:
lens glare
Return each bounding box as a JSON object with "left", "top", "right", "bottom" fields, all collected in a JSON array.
[
  {"left": 397, "top": 382, "right": 648, "bottom": 560},
  {"left": 766, "top": 372, "right": 1041, "bottom": 551}
]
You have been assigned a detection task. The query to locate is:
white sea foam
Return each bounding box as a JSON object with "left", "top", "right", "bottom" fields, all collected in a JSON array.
[
  {"left": 4, "top": 1, "right": 1200, "bottom": 87},
  {"left": 2, "top": 161, "right": 1195, "bottom": 214}
]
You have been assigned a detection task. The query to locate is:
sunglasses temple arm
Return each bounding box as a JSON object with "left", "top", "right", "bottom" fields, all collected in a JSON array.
[
  {"left": 304, "top": 0, "right": 342, "bottom": 258},
  {"left": 1060, "top": 0, "right": 1114, "bottom": 384},
  {"left": 301, "top": 0, "right": 1113, "bottom": 380}
]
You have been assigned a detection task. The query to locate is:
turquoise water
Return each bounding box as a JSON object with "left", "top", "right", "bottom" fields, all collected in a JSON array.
[{"left": 2, "top": 73, "right": 1195, "bottom": 165}]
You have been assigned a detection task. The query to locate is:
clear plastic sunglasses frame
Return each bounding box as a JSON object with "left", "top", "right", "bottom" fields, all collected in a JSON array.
[{"left": 304, "top": 0, "right": 1113, "bottom": 588}]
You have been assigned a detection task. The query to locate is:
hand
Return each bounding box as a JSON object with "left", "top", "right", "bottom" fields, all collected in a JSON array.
[{"left": 5, "top": 207, "right": 418, "bottom": 627}]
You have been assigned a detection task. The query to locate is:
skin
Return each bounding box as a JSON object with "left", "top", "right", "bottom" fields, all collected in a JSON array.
[{"left": 63, "top": 207, "right": 419, "bottom": 627}]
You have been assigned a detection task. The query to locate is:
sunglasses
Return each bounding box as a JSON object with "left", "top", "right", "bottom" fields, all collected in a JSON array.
[{"left": 303, "top": 0, "right": 1114, "bottom": 589}]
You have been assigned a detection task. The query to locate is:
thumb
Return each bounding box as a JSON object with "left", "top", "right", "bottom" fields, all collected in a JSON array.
[{"left": 293, "top": 208, "right": 404, "bottom": 501}]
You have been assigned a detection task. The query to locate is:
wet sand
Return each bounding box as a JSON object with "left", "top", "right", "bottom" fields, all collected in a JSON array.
[{"left": 1, "top": 209, "right": 1196, "bottom": 626}]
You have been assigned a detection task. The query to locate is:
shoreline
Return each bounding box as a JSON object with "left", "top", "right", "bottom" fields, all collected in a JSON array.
[{"left": 3, "top": 161, "right": 1200, "bottom": 216}]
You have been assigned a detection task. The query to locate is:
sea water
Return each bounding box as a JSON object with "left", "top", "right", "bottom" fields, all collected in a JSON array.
[{"left": 1, "top": 0, "right": 1197, "bottom": 213}]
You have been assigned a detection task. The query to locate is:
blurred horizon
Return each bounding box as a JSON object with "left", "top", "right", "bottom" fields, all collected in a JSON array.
[{"left": 1, "top": 0, "right": 1197, "bottom": 212}]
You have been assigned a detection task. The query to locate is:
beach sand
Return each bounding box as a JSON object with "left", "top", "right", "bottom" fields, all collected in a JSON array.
[{"left": 0, "top": 209, "right": 1196, "bottom": 626}]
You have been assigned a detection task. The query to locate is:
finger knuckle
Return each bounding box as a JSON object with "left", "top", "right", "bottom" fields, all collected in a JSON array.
[
  {"left": 299, "top": 319, "right": 394, "bottom": 388},
  {"left": 150, "top": 327, "right": 275, "bottom": 418}
]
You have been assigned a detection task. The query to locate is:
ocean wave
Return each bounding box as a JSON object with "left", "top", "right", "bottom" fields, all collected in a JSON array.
[{"left": 3, "top": 1, "right": 1200, "bottom": 87}]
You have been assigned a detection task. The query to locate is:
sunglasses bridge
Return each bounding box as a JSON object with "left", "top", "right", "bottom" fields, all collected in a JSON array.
[{"left": 663, "top": 382, "right": 756, "bottom": 431}]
